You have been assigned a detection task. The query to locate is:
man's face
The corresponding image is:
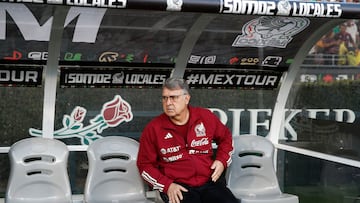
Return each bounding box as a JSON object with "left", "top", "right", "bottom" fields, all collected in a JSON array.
[{"left": 162, "top": 87, "right": 190, "bottom": 117}]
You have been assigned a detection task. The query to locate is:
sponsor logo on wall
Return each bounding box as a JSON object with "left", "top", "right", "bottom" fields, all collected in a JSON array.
[
  {"left": 184, "top": 70, "right": 282, "bottom": 89},
  {"left": 60, "top": 67, "right": 170, "bottom": 88},
  {"left": 60, "top": 68, "right": 282, "bottom": 89},
  {"left": 232, "top": 16, "right": 310, "bottom": 48},
  {"left": 221, "top": 0, "right": 342, "bottom": 18}
]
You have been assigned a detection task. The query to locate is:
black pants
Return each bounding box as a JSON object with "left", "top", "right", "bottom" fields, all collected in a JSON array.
[{"left": 160, "top": 178, "right": 239, "bottom": 203}]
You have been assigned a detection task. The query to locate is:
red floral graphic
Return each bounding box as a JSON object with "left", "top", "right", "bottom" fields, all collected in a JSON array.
[
  {"left": 102, "top": 95, "right": 133, "bottom": 127},
  {"left": 72, "top": 106, "right": 86, "bottom": 122},
  {"left": 29, "top": 95, "right": 133, "bottom": 145}
]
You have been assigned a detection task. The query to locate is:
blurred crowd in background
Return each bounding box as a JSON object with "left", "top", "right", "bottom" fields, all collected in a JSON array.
[{"left": 310, "top": 20, "right": 360, "bottom": 66}]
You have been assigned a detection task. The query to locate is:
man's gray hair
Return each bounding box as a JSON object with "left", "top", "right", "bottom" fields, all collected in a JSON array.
[{"left": 163, "top": 77, "right": 190, "bottom": 94}]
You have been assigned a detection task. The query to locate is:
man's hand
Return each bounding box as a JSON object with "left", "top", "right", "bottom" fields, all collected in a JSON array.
[
  {"left": 211, "top": 160, "right": 224, "bottom": 182},
  {"left": 167, "top": 183, "right": 188, "bottom": 203}
]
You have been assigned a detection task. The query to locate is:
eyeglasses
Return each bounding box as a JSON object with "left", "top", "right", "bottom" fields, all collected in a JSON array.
[{"left": 161, "top": 93, "right": 187, "bottom": 102}]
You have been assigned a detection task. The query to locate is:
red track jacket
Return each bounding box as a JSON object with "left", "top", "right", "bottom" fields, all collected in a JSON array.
[{"left": 137, "top": 106, "right": 233, "bottom": 193}]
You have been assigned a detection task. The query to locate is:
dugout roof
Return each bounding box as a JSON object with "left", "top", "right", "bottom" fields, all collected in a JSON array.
[{"left": 1, "top": 0, "right": 357, "bottom": 78}]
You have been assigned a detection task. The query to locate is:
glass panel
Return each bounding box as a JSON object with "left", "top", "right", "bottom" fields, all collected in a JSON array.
[
  {"left": 0, "top": 65, "right": 43, "bottom": 147},
  {"left": 283, "top": 20, "right": 360, "bottom": 162},
  {"left": 57, "top": 76, "right": 279, "bottom": 194},
  {"left": 60, "top": 9, "right": 195, "bottom": 65},
  {"left": 54, "top": 75, "right": 279, "bottom": 145},
  {"left": 54, "top": 86, "right": 162, "bottom": 145},
  {"left": 1, "top": 4, "right": 53, "bottom": 63},
  {"left": 193, "top": 15, "right": 329, "bottom": 70},
  {"left": 278, "top": 151, "right": 360, "bottom": 203},
  {"left": 191, "top": 88, "right": 278, "bottom": 136}
]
